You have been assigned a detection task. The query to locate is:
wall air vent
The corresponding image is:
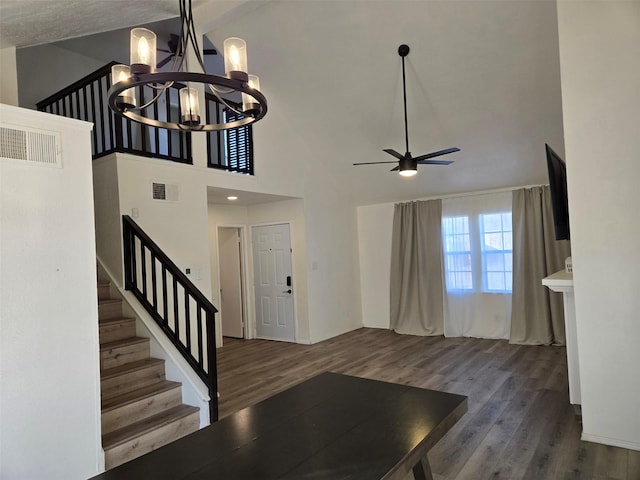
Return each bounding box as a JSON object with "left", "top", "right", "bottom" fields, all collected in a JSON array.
[
  {"left": 0, "top": 124, "right": 61, "bottom": 168},
  {"left": 152, "top": 182, "right": 180, "bottom": 202}
]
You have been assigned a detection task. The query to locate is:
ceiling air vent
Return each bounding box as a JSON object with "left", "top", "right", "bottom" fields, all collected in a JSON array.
[
  {"left": 152, "top": 182, "right": 180, "bottom": 202},
  {"left": 0, "top": 124, "right": 61, "bottom": 167}
]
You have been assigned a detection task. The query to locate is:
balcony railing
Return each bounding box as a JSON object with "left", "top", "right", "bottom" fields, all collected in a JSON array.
[
  {"left": 36, "top": 62, "right": 192, "bottom": 164},
  {"left": 37, "top": 62, "right": 254, "bottom": 175}
]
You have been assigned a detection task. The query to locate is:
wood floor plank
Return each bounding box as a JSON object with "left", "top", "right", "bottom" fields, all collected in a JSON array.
[{"left": 216, "top": 328, "right": 636, "bottom": 480}]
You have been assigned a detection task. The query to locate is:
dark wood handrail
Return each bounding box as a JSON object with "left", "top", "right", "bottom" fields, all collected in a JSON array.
[
  {"left": 36, "top": 61, "right": 192, "bottom": 164},
  {"left": 122, "top": 215, "right": 218, "bottom": 421},
  {"left": 36, "top": 62, "right": 119, "bottom": 110}
]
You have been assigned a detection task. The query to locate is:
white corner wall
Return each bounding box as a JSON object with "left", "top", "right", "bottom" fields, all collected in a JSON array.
[
  {"left": 357, "top": 203, "right": 395, "bottom": 329},
  {"left": 0, "top": 105, "right": 103, "bottom": 478},
  {"left": 0, "top": 48, "right": 18, "bottom": 106},
  {"left": 557, "top": 0, "right": 640, "bottom": 450}
]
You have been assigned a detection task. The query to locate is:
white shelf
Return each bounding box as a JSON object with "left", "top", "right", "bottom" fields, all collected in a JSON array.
[
  {"left": 542, "top": 270, "right": 573, "bottom": 292},
  {"left": 542, "top": 269, "right": 580, "bottom": 405}
]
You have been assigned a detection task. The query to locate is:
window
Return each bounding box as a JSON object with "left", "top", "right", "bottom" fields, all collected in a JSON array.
[
  {"left": 442, "top": 216, "right": 473, "bottom": 291},
  {"left": 480, "top": 213, "right": 513, "bottom": 293},
  {"left": 205, "top": 94, "right": 254, "bottom": 175},
  {"left": 442, "top": 211, "right": 513, "bottom": 293},
  {"left": 222, "top": 108, "right": 254, "bottom": 174}
]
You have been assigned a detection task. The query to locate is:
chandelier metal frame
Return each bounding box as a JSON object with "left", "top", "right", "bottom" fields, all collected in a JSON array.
[{"left": 107, "top": 0, "right": 267, "bottom": 132}]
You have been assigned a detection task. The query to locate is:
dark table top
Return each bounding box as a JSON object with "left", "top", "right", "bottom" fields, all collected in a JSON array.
[{"left": 90, "top": 372, "right": 467, "bottom": 480}]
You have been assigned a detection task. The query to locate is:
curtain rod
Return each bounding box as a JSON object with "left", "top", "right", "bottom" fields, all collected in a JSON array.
[{"left": 397, "top": 183, "right": 549, "bottom": 204}]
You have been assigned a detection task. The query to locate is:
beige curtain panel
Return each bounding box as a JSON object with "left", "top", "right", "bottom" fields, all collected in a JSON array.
[
  {"left": 510, "top": 186, "right": 571, "bottom": 345},
  {"left": 390, "top": 200, "right": 445, "bottom": 336}
]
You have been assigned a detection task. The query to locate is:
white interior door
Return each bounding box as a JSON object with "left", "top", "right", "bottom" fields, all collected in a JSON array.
[
  {"left": 252, "top": 224, "right": 295, "bottom": 341},
  {"left": 218, "top": 227, "right": 244, "bottom": 338}
]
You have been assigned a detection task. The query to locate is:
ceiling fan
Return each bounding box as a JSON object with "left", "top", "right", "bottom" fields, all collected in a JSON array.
[
  {"left": 354, "top": 44, "right": 460, "bottom": 176},
  {"left": 156, "top": 33, "right": 217, "bottom": 69}
]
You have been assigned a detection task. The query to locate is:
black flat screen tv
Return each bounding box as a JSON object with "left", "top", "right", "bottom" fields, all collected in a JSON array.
[{"left": 545, "top": 143, "right": 570, "bottom": 240}]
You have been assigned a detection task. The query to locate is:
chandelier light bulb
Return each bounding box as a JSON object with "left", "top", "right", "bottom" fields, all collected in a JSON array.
[
  {"left": 242, "top": 75, "right": 261, "bottom": 115},
  {"left": 130, "top": 28, "right": 156, "bottom": 74},
  {"left": 224, "top": 37, "right": 248, "bottom": 82},
  {"left": 138, "top": 37, "right": 150, "bottom": 64},
  {"left": 179, "top": 87, "right": 201, "bottom": 126},
  {"left": 229, "top": 46, "right": 240, "bottom": 70},
  {"left": 110, "top": 64, "right": 136, "bottom": 109}
]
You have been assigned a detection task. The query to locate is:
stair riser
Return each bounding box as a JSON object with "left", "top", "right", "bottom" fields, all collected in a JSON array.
[
  {"left": 104, "top": 411, "right": 200, "bottom": 469},
  {"left": 101, "top": 341, "right": 150, "bottom": 370},
  {"left": 99, "top": 300, "right": 123, "bottom": 320},
  {"left": 102, "top": 364, "right": 165, "bottom": 401},
  {"left": 97, "top": 283, "right": 111, "bottom": 300},
  {"left": 102, "top": 387, "right": 182, "bottom": 436},
  {"left": 100, "top": 319, "right": 136, "bottom": 344}
]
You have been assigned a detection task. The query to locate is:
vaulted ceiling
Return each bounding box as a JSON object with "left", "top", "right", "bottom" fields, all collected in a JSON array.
[{"left": 1, "top": 0, "right": 564, "bottom": 206}]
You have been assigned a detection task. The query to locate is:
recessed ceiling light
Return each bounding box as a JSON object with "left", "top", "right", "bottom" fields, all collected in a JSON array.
[{"left": 227, "top": 196, "right": 238, "bottom": 201}]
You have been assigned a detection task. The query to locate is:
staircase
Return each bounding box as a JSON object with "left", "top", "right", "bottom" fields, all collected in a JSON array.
[{"left": 97, "top": 280, "right": 200, "bottom": 469}]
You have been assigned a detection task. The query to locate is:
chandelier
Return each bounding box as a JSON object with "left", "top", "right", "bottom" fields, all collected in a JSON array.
[{"left": 107, "top": 0, "right": 267, "bottom": 131}]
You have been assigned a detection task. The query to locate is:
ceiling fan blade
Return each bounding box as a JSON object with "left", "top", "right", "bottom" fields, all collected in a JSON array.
[
  {"left": 156, "top": 55, "right": 174, "bottom": 69},
  {"left": 353, "top": 161, "right": 399, "bottom": 166},
  {"left": 383, "top": 149, "right": 405, "bottom": 160},
  {"left": 412, "top": 147, "right": 460, "bottom": 163},
  {"left": 416, "top": 159, "right": 454, "bottom": 165},
  {"left": 390, "top": 166, "right": 400, "bottom": 172}
]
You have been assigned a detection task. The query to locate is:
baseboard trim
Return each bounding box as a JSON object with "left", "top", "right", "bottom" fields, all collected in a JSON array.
[{"left": 581, "top": 432, "right": 640, "bottom": 451}]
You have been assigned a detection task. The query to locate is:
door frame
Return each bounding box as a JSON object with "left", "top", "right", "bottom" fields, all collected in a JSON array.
[
  {"left": 249, "top": 221, "right": 298, "bottom": 343},
  {"left": 215, "top": 224, "right": 250, "bottom": 341}
]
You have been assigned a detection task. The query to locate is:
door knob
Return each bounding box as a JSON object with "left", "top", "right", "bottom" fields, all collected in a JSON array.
[{"left": 283, "top": 289, "right": 292, "bottom": 294}]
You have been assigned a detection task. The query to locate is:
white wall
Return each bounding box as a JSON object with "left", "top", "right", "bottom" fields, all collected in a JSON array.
[
  {"left": 0, "top": 105, "right": 102, "bottom": 478},
  {"left": 16, "top": 43, "right": 105, "bottom": 109},
  {"left": 93, "top": 156, "right": 122, "bottom": 284},
  {"left": 357, "top": 203, "right": 395, "bottom": 329},
  {"left": 115, "top": 154, "right": 213, "bottom": 299},
  {"left": 0, "top": 48, "right": 18, "bottom": 106},
  {"left": 557, "top": 0, "right": 640, "bottom": 450}
]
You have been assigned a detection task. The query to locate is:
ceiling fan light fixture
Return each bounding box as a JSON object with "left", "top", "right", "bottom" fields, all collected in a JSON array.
[
  {"left": 352, "top": 44, "right": 459, "bottom": 174},
  {"left": 399, "top": 168, "right": 417, "bottom": 177},
  {"left": 108, "top": 0, "right": 267, "bottom": 132}
]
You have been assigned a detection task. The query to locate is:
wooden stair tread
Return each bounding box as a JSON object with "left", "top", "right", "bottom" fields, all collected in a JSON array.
[
  {"left": 101, "top": 358, "right": 165, "bottom": 380},
  {"left": 100, "top": 336, "right": 148, "bottom": 351},
  {"left": 102, "top": 404, "right": 199, "bottom": 450},
  {"left": 98, "top": 298, "right": 121, "bottom": 305},
  {"left": 99, "top": 316, "right": 135, "bottom": 326},
  {"left": 102, "top": 380, "right": 181, "bottom": 411}
]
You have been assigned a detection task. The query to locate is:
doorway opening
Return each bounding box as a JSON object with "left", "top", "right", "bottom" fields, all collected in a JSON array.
[{"left": 217, "top": 226, "right": 246, "bottom": 339}]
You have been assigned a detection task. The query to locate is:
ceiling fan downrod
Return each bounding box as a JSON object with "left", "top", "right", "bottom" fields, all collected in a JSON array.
[{"left": 399, "top": 44, "right": 410, "bottom": 155}]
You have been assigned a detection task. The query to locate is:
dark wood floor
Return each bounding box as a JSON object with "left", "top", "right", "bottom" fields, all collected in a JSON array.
[{"left": 217, "top": 328, "right": 640, "bottom": 480}]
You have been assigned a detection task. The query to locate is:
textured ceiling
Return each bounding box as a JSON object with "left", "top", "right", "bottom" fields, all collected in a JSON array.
[
  {"left": 0, "top": 0, "right": 207, "bottom": 49},
  {"left": 3, "top": 0, "right": 565, "bottom": 206}
]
